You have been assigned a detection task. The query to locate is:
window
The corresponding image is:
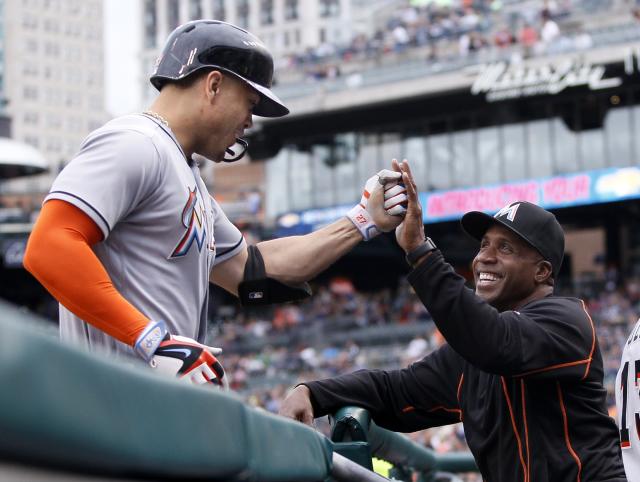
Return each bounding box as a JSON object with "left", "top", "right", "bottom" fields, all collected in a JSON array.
[
  {"left": 260, "top": 0, "right": 273, "bottom": 25},
  {"left": 23, "top": 85, "right": 38, "bottom": 100},
  {"left": 285, "top": 0, "right": 298, "bottom": 20},
  {"left": 189, "top": 0, "right": 202, "bottom": 20},
  {"left": 144, "top": 0, "right": 157, "bottom": 48},
  {"left": 319, "top": 0, "right": 340, "bottom": 18},
  {"left": 23, "top": 111, "right": 39, "bottom": 124},
  {"left": 236, "top": 0, "right": 249, "bottom": 29},
  {"left": 212, "top": 0, "right": 225, "bottom": 20},
  {"left": 167, "top": 0, "right": 180, "bottom": 30}
]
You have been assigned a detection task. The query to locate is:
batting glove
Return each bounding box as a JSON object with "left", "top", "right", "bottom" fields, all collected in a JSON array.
[
  {"left": 347, "top": 169, "right": 405, "bottom": 241},
  {"left": 384, "top": 181, "right": 408, "bottom": 216},
  {"left": 134, "top": 321, "right": 228, "bottom": 389}
]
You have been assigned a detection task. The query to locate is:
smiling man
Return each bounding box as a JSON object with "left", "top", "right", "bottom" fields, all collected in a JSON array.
[{"left": 280, "top": 162, "right": 626, "bottom": 482}]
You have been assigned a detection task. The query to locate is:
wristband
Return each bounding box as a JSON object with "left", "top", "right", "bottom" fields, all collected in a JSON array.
[
  {"left": 134, "top": 320, "right": 168, "bottom": 362},
  {"left": 346, "top": 205, "right": 380, "bottom": 241},
  {"left": 405, "top": 237, "right": 437, "bottom": 266}
]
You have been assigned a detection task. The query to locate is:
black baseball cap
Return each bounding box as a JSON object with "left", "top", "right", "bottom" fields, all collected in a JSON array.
[{"left": 460, "top": 201, "right": 565, "bottom": 278}]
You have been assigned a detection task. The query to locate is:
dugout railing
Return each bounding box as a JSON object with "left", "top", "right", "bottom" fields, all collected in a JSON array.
[{"left": 0, "top": 300, "right": 476, "bottom": 481}]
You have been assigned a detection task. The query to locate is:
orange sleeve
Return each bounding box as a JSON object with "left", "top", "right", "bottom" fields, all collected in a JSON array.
[{"left": 23, "top": 199, "right": 150, "bottom": 346}]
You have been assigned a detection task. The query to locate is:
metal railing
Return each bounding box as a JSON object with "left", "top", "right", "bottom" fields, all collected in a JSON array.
[{"left": 330, "top": 406, "right": 478, "bottom": 482}]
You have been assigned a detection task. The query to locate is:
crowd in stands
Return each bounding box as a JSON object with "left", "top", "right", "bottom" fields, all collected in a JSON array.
[
  {"left": 277, "top": 0, "right": 629, "bottom": 82},
  {"left": 213, "top": 273, "right": 640, "bottom": 470}
]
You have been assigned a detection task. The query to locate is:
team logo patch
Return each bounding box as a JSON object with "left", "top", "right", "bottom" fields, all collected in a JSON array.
[{"left": 170, "top": 188, "right": 210, "bottom": 258}]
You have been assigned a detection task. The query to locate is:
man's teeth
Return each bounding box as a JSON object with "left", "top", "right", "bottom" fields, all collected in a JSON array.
[{"left": 479, "top": 272, "right": 500, "bottom": 281}]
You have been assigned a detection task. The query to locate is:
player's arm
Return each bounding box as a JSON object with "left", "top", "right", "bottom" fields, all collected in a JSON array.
[
  {"left": 280, "top": 344, "right": 464, "bottom": 432},
  {"left": 24, "top": 200, "right": 226, "bottom": 387},
  {"left": 24, "top": 199, "right": 149, "bottom": 344},
  {"left": 210, "top": 164, "right": 408, "bottom": 297}
]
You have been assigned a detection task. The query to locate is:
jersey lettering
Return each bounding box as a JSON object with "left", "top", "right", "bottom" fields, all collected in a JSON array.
[{"left": 620, "top": 359, "right": 640, "bottom": 449}]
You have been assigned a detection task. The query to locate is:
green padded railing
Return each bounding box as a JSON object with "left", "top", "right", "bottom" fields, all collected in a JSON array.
[
  {"left": 331, "top": 407, "right": 478, "bottom": 482},
  {"left": 0, "top": 303, "right": 332, "bottom": 481}
]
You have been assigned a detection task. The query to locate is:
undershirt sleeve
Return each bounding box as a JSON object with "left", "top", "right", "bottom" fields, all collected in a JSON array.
[{"left": 23, "top": 199, "right": 150, "bottom": 346}]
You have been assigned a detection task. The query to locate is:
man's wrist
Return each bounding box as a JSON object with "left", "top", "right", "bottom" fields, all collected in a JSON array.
[
  {"left": 346, "top": 205, "right": 380, "bottom": 241},
  {"left": 405, "top": 237, "right": 437, "bottom": 267},
  {"left": 133, "top": 320, "right": 168, "bottom": 362}
]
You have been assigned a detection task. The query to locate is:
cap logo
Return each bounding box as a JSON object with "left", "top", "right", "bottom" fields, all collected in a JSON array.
[{"left": 495, "top": 202, "right": 520, "bottom": 222}]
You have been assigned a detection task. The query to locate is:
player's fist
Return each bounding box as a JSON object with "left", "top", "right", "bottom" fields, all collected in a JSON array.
[
  {"left": 346, "top": 162, "right": 406, "bottom": 241},
  {"left": 134, "top": 320, "right": 227, "bottom": 389}
]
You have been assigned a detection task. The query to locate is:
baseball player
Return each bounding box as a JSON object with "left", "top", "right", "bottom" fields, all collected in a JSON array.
[
  {"left": 23, "top": 20, "right": 407, "bottom": 387},
  {"left": 280, "top": 161, "right": 626, "bottom": 481},
  {"left": 616, "top": 317, "right": 640, "bottom": 480}
]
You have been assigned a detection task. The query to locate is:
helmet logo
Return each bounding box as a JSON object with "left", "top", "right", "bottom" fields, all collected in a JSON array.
[
  {"left": 178, "top": 48, "right": 198, "bottom": 75},
  {"left": 243, "top": 40, "right": 265, "bottom": 49}
]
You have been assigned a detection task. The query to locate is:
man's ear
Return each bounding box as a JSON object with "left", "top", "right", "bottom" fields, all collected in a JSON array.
[
  {"left": 205, "top": 70, "right": 223, "bottom": 101},
  {"left": 534, "top": 260, "right": 553, "bottom": 284}
]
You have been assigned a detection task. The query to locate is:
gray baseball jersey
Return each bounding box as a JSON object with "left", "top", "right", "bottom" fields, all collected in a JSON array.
[{"left": 45, "top": 114, "right": 245, "bottom": 359}]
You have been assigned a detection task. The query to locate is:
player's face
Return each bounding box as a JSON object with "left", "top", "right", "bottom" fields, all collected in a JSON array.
[
  {"left": 205, "top": 76, "right": 258, "bottom": 162},
  {"left": 472, "top": 225, "right": 544, "bottom": 311}
]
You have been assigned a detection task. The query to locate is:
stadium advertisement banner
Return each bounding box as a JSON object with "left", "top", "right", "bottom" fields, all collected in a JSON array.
[
  {"left": 470, "top": 59, "right": 625, "bottom": 102},
  {"left": 421, "top": 166, "right": 640, "bottom": 223},
  {"left": 275, "top": 167, "right": 640, "bottom": 234}
]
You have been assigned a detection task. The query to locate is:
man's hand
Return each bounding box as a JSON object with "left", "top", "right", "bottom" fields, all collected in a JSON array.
[
  {"left": 346, "top": 160, "right": 407, "bottom": 241},
  {"left": 278, "top": 385, "right": 315, "bottom": 426},
  {"left": 134, "top": 321, "right": 228, "bottom": 389},
  {"left": 395, "top": 160, "right": 427, "bottom": 253}
]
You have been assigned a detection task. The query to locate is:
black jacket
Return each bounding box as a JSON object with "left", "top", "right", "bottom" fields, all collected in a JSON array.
[{"left": 306, "top": 251, "right": 626, "bottom": 482}]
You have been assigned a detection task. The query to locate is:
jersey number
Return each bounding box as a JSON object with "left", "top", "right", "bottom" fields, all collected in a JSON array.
[{"left": 620, "top": 360, "right": 640, "bottom": 448}]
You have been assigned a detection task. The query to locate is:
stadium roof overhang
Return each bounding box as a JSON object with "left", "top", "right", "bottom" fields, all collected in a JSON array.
[
  {"left": 0, "top": 137, "right": 48, "bottom": 179},
  {"left": 249, "top": 43, "right": 640, "bottom": 159}
]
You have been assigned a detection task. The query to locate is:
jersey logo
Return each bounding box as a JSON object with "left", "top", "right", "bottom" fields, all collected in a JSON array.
[
  {"left": 495, "top": 202, "right": 520, "bottom": 222},
  {"left": 170, "top": 188, "right": 210, "bottom": 258}
]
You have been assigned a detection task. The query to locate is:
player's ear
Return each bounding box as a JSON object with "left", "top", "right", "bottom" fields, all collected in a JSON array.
[{"left": 205, "top": 70, "right": 223, "bottom": 102}]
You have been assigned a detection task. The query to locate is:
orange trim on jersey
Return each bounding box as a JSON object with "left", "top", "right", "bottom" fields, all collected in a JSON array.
[
  {"left": 514, "top": 358, "right": 589, "bottom": 378},
  {"left": 501, "top": 377, "right": 528, "bottom": 482},
  {"left": 427, "top": 406, "right": 463, "bottom": 421},
  {"left": 521, "top": 380, "right": 531, "bottom": 482},
  {"left": 23, "top": 200, "right": 150, "bottom": 346},
  {"left": 456, "top": 373, "right": 465, "bottom": 421},
  {"left": 557, "top": 382, "right": 582, "bottom": 482},
  {"left": 402, "top": 406, "right": 415, "bottom": 413},
  {"left": 513, "top": 300, "right": 596, "bottom": 380},
  {"left": 579, "top": 300, "right": 597, "bottom": 380}
]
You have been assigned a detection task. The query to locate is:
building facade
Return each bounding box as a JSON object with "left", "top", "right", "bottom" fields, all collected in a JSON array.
[
  {"left": 139, "top": 0, "right": 358, "bottom": 107},
  {"left": 3, "top": 0, "right": 107, "bottom": 187}
]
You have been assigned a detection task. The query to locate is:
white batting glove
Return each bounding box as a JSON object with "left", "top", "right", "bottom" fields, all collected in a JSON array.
[
  {"left": 384, "top": 180, "right": 408, "bottom": 216},
  {"left": 134, "top": 321, "right": 228, "bottom": 390},
  {"left": 347, "top": 169, "right": 404, "bottom": 241}
]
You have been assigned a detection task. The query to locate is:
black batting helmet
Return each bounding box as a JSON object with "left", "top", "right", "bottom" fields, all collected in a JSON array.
[{"left": 150, "top": 20, "right": 289, "bottom": 118}]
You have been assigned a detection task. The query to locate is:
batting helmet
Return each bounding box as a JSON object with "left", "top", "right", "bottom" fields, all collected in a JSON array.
[{"left": 150, "top": 20, "right": 289, "bottom": 118}]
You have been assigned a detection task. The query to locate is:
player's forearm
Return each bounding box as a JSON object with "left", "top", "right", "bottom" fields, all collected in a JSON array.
[
  {"left": 24, "top": 201, "right": 149, "bottom": 345},
  {"left": 258, "top": 217, "right": 362, "bottom": 285}
]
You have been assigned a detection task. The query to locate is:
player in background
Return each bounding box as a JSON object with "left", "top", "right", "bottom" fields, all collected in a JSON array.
[
  {"left": 23, "top": 20, "right": 408, "bottom": 388},
  {"left": 280, "top": 161, "right": 626, "bottom": 482},
  {"left": 616, "top": 317, "right": 640, "bottom": 480}
]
